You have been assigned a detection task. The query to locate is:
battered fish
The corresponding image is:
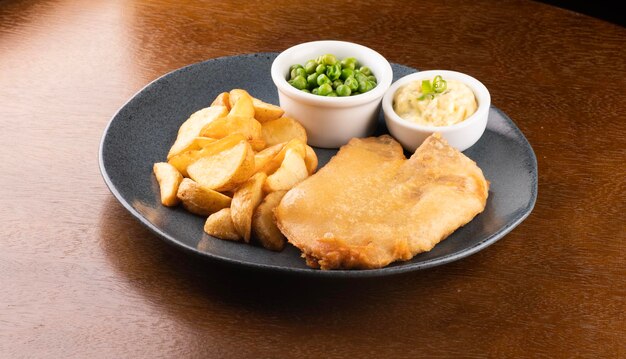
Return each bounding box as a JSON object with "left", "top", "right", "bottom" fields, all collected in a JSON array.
[{"left": 275, "top": 134, "right": 489, "bottom": 270}]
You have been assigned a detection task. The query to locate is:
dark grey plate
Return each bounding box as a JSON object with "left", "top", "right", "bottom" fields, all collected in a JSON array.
[{"left": 99, "top": 53, "right": 537, "bottom": 277}]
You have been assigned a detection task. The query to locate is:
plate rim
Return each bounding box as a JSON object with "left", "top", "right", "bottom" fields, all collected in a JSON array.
[{"left": 99, "top": 53, "right": 538, "bottom": 278}]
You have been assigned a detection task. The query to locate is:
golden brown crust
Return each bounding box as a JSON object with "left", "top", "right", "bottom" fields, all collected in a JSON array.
[{"left": 275, "top": 133, "right": 489, "bottom": 270}]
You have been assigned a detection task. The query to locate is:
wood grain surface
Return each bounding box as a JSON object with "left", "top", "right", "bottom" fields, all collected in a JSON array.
[{"left": 1, "top": 0, "right": 624, "bottom": 357}]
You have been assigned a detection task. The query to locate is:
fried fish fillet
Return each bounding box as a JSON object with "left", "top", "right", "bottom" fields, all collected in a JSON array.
[{"left": 275, "top": 134, "right": 489, "bottom": 270}]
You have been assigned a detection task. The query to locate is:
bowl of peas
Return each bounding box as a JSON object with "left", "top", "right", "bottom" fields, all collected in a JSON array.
[{"left": 271, "top": 40, "right": 393, "bottom": 148}]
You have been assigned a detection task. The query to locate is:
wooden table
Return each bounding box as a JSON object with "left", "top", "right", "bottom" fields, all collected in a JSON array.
[{"left": 2, "top": 0, "right": 624, "bottom": 357}]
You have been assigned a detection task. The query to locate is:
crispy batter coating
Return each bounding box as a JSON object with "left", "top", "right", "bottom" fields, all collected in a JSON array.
[{"left": 275, "top": 134, "right": 489, "bottom": 270}]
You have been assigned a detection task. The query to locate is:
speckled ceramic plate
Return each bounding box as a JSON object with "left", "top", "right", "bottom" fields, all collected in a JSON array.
[{"left": 99, "top": 53, "right": 537, "bottom": 277}]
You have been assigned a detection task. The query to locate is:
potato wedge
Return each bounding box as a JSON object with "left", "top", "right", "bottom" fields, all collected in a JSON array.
[
  {"left": 167, "top": 105, "right": 227, "bottom": 159},
  {"left": 264, "top": 148, "right": 309, "bottom": 192},
  {"left": 204, "top": 208, "right": 241, "bottom": 241},
  {"left": 228, "top": 89, "right": 255, "bottom": 118},
  {"left": 248, "top": 139, "right": 266, "bottom": 152},
  {"left": 252, "top": 190, "right": 287, "bottom": 251},
  {"left": 199, "top": 115, "right": 262, "bottom": 142},
  {"left": 304, "top": 145, "right": 318, "bottom": 175},
  {"left": 211, "top": 92, "right": 231, "bottom": 109},
  {"left": 187, "top": 140, "right": 255, "bottom": 191},
  {"left": 261, "top": 117, "right": 307, "bottom": 147},
  {"left": 253, "top": 142, "right": 285, "bottom": 174},
  {"left": 171, "top": 136, "right": 217, "bottom": 157},
  {"left": 168, "top": 134, "right": 246, "bottom": 176},
  {"left": 252, "top": 98, "right": 284, "bottom": 123},
  {"left": 258, "top": 139, "right": 306, "bottom": 175},
  {"left": 193, "top": 136, "right": 217, "bottom": 148},
  {"left": 231, "top": 172, "right": 267, "bottom": 242},
  {"left": 153, "top": 162, "right": 183, "bottom": 206},
  {"left": 176, "top": 178, "right": 232, "bottom": 216}
]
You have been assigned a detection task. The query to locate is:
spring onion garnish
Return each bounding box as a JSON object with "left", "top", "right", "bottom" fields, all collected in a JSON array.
[{"left": 418, "top": 75, "right": 447, "bottom": 100}]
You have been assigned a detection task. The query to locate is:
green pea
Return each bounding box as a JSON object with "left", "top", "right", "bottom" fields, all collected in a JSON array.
[
  {"left": 336, "top": 84, "right": 351, "bottom": 96},
  {"left": 304, "top": 60, "right": 318, "bottom": 74},
  {"left": 341, "top": 57, "right": 357, "bottom": 70},
  {"left": 317, "top": 54, "right": 337, "bottom": 66},
  {"left": 358, "top": 79, "right": 368, "bottom": 93},
  {"left": 295, "top": 68, "right": 307, "bottom": 78},
  {"left": 344, "top": 76, "right": 359, "bottom": 91},
  {"left": 290, "top": 64, "right": 303, "bottom": 79},
  {"left": 317, "top": 83, "right": 333, "bottom": 96},
  {"left": 301, "top": 88, "right": 311, "bottom": 93},
  {"left": 327, "top": 91, "right": 338, "bottom": 97},
  {"left": 340, "top": 68, "right": 354, "bottom": 80},
  {"left": 291, "top": 75, "right": 308, "bottom": 90},
  {"left": 355, "top": 72, "right": 368, "bottom": 83},
  {"left": 307, "top": 73, "right": 318, "bottom": 88},
  {"left": 363, "top": 80, "right": 376, "bottom": 93},
  {"left": 368, "top": 75, "right": 377, "bottom": 83},
  {"left": 312, "top": 87, "right": 319, "bottom": 95},
  {"left": 317, "top": 73, "right": 331, "bottom": 86},
  {"left": 359, "top": 66, "right": 372, "bottom": 76},
  {"left": 326, "top": 64, "right": 342, "bottom": 81},
  {"left": 332, "top": 80, "right": 343, "bottom": 89},
  {"left": 315, "top": 64, "right": 326, "bottom": 75}
]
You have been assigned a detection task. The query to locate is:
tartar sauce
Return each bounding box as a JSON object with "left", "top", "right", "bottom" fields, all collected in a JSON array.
[{"left": 393, "top": 79, "right": 477, "bottom": 127}]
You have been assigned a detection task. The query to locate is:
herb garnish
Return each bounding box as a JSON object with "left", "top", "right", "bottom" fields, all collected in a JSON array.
[{"left": 418, "top": 75, "right": 447, "bottom": 101}]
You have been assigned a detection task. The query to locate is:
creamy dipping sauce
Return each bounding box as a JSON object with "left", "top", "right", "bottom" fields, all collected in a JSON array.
[{"left": 393, "top": 79, "right": 477, "bottom": 127}]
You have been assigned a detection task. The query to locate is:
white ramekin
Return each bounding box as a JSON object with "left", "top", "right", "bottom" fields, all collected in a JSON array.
[
  {"left": 271, "top": 40, "right": 393, "bottom": 148},
  {"left": 382, "top": 70, "right": 490, "bottom": 152}
]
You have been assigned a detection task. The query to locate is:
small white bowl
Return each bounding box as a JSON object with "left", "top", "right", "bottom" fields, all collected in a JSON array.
[
  {"left": 271, "top": 40, "right": 393, "bottom": 148},
  {"left": 382, "top": 70, "right": 490, "bottom": 152}
]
